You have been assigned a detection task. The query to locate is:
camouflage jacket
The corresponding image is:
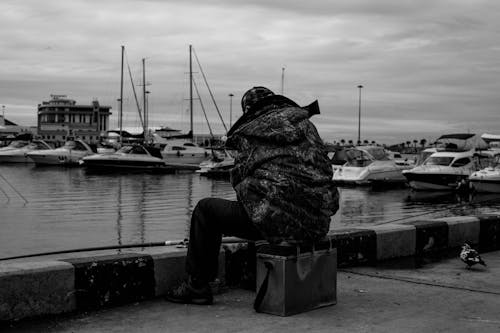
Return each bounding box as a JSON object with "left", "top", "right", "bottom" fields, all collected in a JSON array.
[{"left": 226, "top": 95, "right": 339, "bottom": 243}]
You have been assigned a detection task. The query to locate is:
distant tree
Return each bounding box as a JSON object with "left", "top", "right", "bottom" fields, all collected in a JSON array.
[
  {"left": 363, "top": 139, "right": 369, "bottom": 145},
  {"left": 371, "top": 140, "right": 376, "bottom": 145},
  {"left": 420, "top": 138, "right": 427, "bottom": 148},
  {"left": 406, "top": 141, "right": 411, "bottom": 148},
  {"left": 348, "top": 140, "right": 353, "bottom": 145},
  {"left": 357, "top": 140, "right": 362, "bottom": 146},
  {"left": 413, "top": 139, "right": 418, "bottom": 147},
  {"left": 340, "top": 139, "right": 346, "bottom": 145}
]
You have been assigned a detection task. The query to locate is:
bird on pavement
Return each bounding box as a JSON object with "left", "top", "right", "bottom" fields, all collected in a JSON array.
[{"left": 460, "top": 243, "right": 487, "bottom": 269}]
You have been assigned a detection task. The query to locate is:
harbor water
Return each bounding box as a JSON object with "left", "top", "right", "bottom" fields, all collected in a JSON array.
[{"left": 1, "top": 164, "right": 500, "bottom": 258}]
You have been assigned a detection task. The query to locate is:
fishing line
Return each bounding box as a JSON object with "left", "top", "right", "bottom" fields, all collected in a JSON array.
[
  {"left": 374, "top": 192, "right": 499, "bottom": 226},
  {"left": 0, "top": 181, "right": 11, "bottom": 203},
  {"left": 340, "top": 268, "right": 500, "bottom": 296},
  {"left": 0, "top": 171, "right": 28, "bottom": 204}
]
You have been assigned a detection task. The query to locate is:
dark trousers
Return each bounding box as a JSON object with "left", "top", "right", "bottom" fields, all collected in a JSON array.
[{"left": 186, "top": 198, "right": 263, "bottom": 283}]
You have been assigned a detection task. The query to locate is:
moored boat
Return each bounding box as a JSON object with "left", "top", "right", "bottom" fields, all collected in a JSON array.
[
  {"left": 469, "top": 155, "right": 500, "bottom": 193},
  {"left": 27, "top": 139, "right": 95, "bottom": 165},
  {"left": 81, "top": 144, "right": 165, "bottom": 171},
  {"left": 161, "top": 140, "right": 210, "bottom": 170},
  {"left": 402, "top": 150, "right": 476, "bottom": 191},
  {"left": 0, "top": 140, "right": 30, "bottom": 152},
  {"left": 0, "top": 140, "right": 52, "bottom": 163},
  {"left": 402, "top": 133, "right": 488, "bottom": 191},
  {"left": 332, "top": 146, "right": 409, "bottom": 186}
]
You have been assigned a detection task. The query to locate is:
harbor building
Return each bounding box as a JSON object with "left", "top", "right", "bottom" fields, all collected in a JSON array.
[{"left": 37, "top": 95, "right": 112, "bottom": 146}]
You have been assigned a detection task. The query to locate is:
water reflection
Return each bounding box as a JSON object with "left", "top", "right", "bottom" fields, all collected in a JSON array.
[
  {"left": 0, "top": 163, "right": 499, "bottom": 258},
  {"left": 116, "top": 176, "right": 123, "bottom": 247},
  {"left": 336, "top": 186, "right": 500, "bottom": 227}
]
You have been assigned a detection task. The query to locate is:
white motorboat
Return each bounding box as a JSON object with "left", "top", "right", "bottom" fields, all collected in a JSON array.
[
  {"left": 0, "top": 140, "right": 53, "bottom": 163},
  {"left": 402, "top": 133, "right": 489, "bottom": 191},
  {"left": 81, "top": 144, "right": 165, "bottom": 171},
  {"left": 332, "top": 146, "right": 409, "bottom": 185},
  {"left": 27, "top": 139, "right": 95, "bottom": 165},
  {"left": 402, "top": 150, "right": 477, "bottom": 191},
  {"left": 469, "top": 155, "right": 500, "bottom": 193},
  {"left": 161, "top": 140, "right": 210, "bottom": 170}
]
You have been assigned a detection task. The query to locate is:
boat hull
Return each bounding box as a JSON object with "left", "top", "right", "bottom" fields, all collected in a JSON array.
[
  {"left": 332, "top": 166, "right": 407, "bottom": 186},
  {"left": 403, "top": 172, "right": 469, "bottom": 191},
  {"left": 469, "top": 179, "right": 500, "bottom": 193},
  {"left": 27, "top": 152, "right": 88, "bottom": 165},
  {"left": 469, "top": 169, "right": 500, "bottom": 193},
  {"left": 82, "top": 155, "right": 165, "bottom": 171},
  {"left": 161, "top": 153, "right": 208, "bottom": 167},
  {"left": 0, "top": 153, "right": 32, "bottom": 163}
]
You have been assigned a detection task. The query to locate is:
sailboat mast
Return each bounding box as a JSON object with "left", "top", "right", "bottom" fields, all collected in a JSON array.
[
  {"left": 142, "top": 58, "right": 147, "bottom": 141},
  {"left": 119, "top": 45, "right": 124, "bottom": 145},
  {"left": 189, "top": 44, "right": 193, "bottom": 137}
]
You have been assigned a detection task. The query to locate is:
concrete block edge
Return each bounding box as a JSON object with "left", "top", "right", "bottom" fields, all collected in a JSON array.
[{"left": 2, "top": 214, "right": 499, "bottom": 322}]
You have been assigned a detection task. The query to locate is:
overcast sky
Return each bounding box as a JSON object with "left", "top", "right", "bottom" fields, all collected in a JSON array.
[{"left": 1, "top": 0, "right": 499, "bottom": 144}]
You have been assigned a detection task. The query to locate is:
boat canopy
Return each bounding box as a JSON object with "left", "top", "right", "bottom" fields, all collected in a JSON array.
[
  {"left": 437, "top": 133, "right": 475, "bottom": 140},
  {"left": 342, "top": 146, "right": 390, "bottom": 167},
  {"left": 481, "top": 133, "right": 500, "bottom": 144},
  {"left": 5, "top": 141, "right": 29, "bottom": 149},
  {"left": 357, "top": 146, "right": 389, "bottom": 161},
  {"left": 435, "top": 133, "right": 488, "bottom": 151}
]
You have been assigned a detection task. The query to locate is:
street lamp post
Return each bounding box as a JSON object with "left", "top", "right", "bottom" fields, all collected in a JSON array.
[
  {"left": 281, "top": 67, "right": 285, "bottom": 95},
  {"left": 228, "top": 93, "right": 234, "bottom": 128},
  {"left": 357, "top": 85, "right": 363, "bottom": 145}
]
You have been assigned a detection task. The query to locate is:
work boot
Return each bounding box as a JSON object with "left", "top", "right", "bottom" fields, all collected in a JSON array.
[{"left": 164, "top": 277, "right": 213, "bottom": 305}]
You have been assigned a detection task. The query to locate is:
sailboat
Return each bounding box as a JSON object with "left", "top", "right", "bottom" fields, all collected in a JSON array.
[
  {"left": 160, "top": 45, "right": 210, "bottom": 170},
  {"left": 82, "top": 46, "right": 165, "bottom": 171}
]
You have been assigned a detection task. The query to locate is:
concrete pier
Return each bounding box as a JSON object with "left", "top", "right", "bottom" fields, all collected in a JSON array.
[
  {"left": 1, "top": 214, "right": 499, "bottom": 326},
  {"left": 3, "top": 250, "right": 499, "bottom": 332}
]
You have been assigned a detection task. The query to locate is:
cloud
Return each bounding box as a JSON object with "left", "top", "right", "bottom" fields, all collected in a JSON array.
[{"left": 1, "top": 0, "right": 499, "bottom": 143}]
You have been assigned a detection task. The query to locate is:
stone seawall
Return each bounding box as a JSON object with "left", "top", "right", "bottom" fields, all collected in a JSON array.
[{"left": 1, "top": 214, "right": 499, "bottom": 322}]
